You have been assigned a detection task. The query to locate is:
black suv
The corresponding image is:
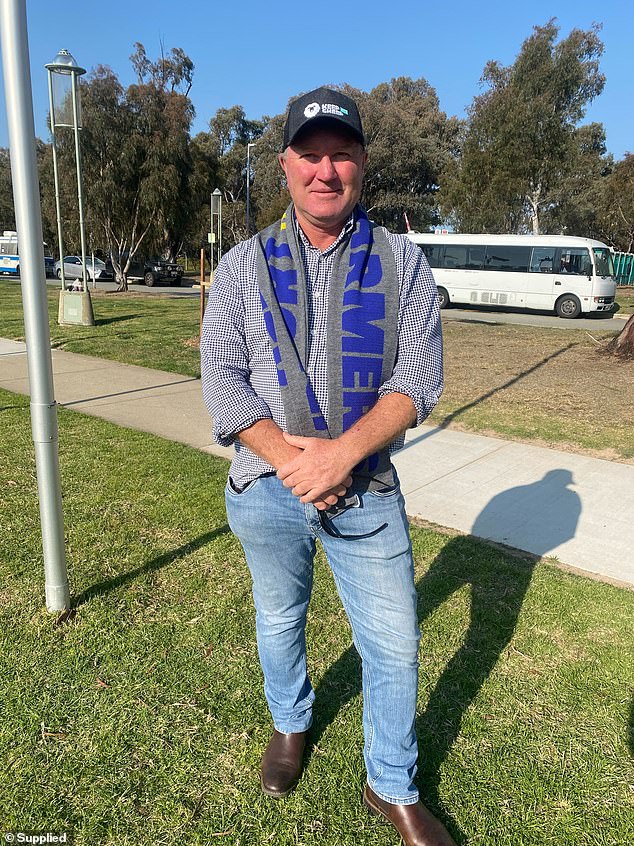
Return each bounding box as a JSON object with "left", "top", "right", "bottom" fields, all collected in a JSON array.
[
  {"left": 106, "top": 254, "right": 184, "bottom": 286},
  {"left": 142, "top": 257, "right": 183, "bottom": 287}
]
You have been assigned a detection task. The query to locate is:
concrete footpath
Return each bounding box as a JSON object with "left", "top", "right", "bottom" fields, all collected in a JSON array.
[{"left": 2, "top": 337, "right": 632, "bottom": 588}]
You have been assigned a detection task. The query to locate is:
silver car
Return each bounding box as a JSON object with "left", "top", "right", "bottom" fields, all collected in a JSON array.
[{"left": 54, "top": 255, "right": 113, "bottom": 281}]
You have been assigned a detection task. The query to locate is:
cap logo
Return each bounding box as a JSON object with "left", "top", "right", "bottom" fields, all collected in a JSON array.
[
  {"left": 322, "top": 103, "right": 348, "bottom": 116},
  {"left": 304, "top": 102, "right": 320, "bottom": 118}
]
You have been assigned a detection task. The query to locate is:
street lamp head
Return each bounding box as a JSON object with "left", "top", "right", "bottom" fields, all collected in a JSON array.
[
  {"left": 45, "top": 49, "right": 86, "bottom": 76},
  {"left": 211, "top": 188, "right": 222, "bottom": 215},
  {"left": 46, "top": 49, "right": 85, "bottom": 129}
]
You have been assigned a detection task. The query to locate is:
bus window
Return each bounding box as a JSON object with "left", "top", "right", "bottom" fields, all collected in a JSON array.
[
  {"left": 557, "top": 248, "right": 592, "bottom": 276},
  {"left": 485, "top": 245, "right": 531, "bottom": 272},
  {"left": 466, "top": 247, "right": 485, "bottom": 269},
  {"left": 443, "top": 245, "right": 468, "bottom": 269},
  {"left": 592, "top": 248, "right": 615, "bottom": 277},
  {"left": 421, "top": 244, "right": 443, "bottom": 268},
  {"left": 530, "top": 247, "right": 555, "bottom": 273}
]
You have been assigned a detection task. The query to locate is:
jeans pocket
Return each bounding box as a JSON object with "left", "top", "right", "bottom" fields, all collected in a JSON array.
[
  {"left": 225, "top": 475, "right": 261, "bottom": 497},
  {"left": 368, "top": 482, "right": 400, "bottom": 498}
]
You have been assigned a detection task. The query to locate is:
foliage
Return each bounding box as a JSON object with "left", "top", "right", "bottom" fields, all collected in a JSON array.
[
  {"left": 540, "top": 122, "right": 613, "bottom": 236},
  {"left": 344, "top": 78, "right": 460, "bottom": 232},
  {"left": 595, "top": 153, "right": 634, "bottom": 252},
  {"left": 198, "top": 106, "right": 266, "bottom": 248},
  {"left": 440, "top": 20, "right": 607, "bottom": 234},
  {"left": 76, "top": 44, "right": 196, "bottom": 290},
  {"left": 250, "top": 113, "right": 289, "bottom": 231},
  {"left": 213, "top": 77, "right": 458, "bottom": 242},
  {"left": 0, "top": 148, "right": 15, "bottom": 231}
]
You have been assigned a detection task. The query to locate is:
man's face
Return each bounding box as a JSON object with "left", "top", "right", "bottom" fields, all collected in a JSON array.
[{"left": 279, "top": 125, "right": 367, "bottom": 232}]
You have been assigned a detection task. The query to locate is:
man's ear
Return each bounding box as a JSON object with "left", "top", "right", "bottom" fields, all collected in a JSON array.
[{"left": 278, "top": 153, "right": 287, "bottom": 176}]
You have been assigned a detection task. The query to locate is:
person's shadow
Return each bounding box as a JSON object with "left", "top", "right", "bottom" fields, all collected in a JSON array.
[{"left": 311, "top": 470, "right": 582, "bottom": 843}]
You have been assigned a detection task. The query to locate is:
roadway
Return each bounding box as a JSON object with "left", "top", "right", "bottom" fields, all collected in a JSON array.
[{"left": 3, "top": 275, "right": 628, "bottom": 331}]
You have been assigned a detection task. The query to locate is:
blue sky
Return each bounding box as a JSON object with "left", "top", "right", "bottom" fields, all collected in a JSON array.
[{"left": 1, "top": 0, "right": 632, "bottom": 159}]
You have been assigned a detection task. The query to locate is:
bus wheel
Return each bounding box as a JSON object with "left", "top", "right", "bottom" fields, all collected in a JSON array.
[
  {"left": 437, "top": 286, "right": 450, "bottom": 309},
  {"left": 555, "top": 295, "right": 581, "bottom": 319}
]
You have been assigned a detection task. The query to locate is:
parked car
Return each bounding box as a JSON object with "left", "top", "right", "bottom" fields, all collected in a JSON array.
[
  {"left": 54, "top": 255, "right": 113, "bottom": 281},
  {"left": 141, "top": 257, "right": 183, "bottom": 287},
  {"left": 107, "top": 254, "right": 184, "bottom": 286}
]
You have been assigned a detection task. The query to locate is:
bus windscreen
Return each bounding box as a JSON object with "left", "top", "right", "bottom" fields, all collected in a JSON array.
[{"left": 593, "top": 248, "right": 615, "bottom": 277}]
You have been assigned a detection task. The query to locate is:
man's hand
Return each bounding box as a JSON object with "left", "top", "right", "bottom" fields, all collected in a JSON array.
[
  {"left": 277, "top": 433, "right": 355, "bottom": 505},
  {"left": 236, "top": 419, "right": 347, "bottom": 510}
]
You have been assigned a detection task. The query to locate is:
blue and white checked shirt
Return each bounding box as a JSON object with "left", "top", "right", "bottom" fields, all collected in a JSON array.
[{"left": 201, "top": 215, "right": 443, "bottom": 487}]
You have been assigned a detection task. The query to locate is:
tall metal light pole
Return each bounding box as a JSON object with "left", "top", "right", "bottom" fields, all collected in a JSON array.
[
  {"left": 1, "top": 0, "right": 70, "bottom": 611},
  {"left": 246, "top": 142, "right": 255, "bottom": 236},
  {"left": 45, "top": 48, "right": 94, "bottom": 325},
  {"left": 211, "top": 188, "right": 223, "bottom": 271}
]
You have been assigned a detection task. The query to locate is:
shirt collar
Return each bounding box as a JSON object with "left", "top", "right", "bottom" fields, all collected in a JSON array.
[{"left": 294, "top": 210, "right": 356, "bottom": 256}]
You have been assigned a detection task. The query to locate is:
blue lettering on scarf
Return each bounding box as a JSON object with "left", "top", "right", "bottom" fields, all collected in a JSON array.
[
  {"left": 265, "top": 236, "right": 298, "bottom": 339},
  {"left": 342, "top": 355, "right": 383, "bottom": 389},
  {"left": 343, "top": 390, "right": 378, "bottom": 429},
  {"left": 306, "top": 384, "right": 328, "bottom": 431},
  {"left": 260, "top": 292, "right": 288, "bottom": 387},
  {"left": 264, "top": 237, "right": 293, "bottom": 260},
  {"left": 342, "top": 291, "right": 385, "bottom": 354}
]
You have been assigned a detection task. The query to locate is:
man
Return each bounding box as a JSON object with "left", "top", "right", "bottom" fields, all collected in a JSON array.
[{"left": 201, "top": 87, "right": 455, "bottom": 846}]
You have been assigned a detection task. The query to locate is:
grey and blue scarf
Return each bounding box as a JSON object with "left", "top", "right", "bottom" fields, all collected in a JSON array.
[{"left": 256, "top": 203, "right": 399, "bottom": 491}]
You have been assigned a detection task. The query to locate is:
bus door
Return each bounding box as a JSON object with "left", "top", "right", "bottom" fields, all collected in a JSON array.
[
  {"left": 442, "top": 244, "right": 484, "bottom": 305},
  {"left": 553, "top": 247, "right": 593, "bottom": 311},
  {"left": 526, "top": 246, "right": 559, "bottom": 309}
]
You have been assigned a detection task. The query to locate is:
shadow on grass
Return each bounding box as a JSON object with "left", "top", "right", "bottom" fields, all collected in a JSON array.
[
  {"left": 399, "top": 342, "right": 578, "bottom": 452},
  {"left": 310, "top": 475, "right": 581, "bottom": 844},
  {"left": 629, "top": 695, "right": 634, "bottom": 759},
  {"left": 95, "top": 314, "right": 143, "bottom": 327},
  {"left": 73, "top": 524, "right": 230, "bottom": 607}
]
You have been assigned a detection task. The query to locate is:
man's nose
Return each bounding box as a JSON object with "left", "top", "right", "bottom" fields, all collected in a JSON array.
[{"left": 316, "top": 155, "right": 338, "bottom": 181}]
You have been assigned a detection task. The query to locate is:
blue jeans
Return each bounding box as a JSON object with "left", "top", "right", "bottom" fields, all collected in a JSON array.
[{"left": 225, "top": 472, "right": 420, "bottom": 805}]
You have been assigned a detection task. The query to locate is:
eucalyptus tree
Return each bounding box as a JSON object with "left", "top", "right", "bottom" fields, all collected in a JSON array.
[
  {"left": 345, "top": 77, "right": 459, "bottom": 232},
  {"left": 0, "top": 148, "right": 15, "bottom": 231},
  {"left": 596, "top": 153, "right": 634, "bottom": 253},
  {"left": 440, "top": 20, "right": 606, "bottom": 234},
  {"left": 79, "top": 44, "right": 196, "bottom": 290}
]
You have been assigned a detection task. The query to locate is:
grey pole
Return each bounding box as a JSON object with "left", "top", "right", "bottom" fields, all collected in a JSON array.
[
  {"left": 70, "top": 70, "right": 88, "bottom": 292},
  {"left": 46, "top": 69, "right": 66, "bottom": 290},
  {"left": 246, "top": 143, "right": 251, "bottom": 236},
  {"left": 0, "top": 0, "right": 70, "bottom": 611}
]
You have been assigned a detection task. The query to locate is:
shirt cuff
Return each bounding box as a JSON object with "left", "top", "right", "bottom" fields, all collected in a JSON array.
[
  {"left": 378, "top": 380, "right": 443, "bottom": 427},
  {"left": 212, "top": 399, "right": 273, "bottom": 447}
]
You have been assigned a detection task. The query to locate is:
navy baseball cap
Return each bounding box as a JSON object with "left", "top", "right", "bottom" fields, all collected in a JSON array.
[{"left": 282, "top": 87, "right": 365, "bottom": 150}]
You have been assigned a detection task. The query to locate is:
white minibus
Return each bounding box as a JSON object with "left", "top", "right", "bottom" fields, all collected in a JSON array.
[
  {"left": 0, "top": 230, "right": 55, "bottom": 277},
  {"left": 406, "top": 233, "right": 616, "bottom": 318}
]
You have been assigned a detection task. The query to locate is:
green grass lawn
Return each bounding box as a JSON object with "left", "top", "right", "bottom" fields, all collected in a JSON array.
[
  {"left": 1, "top": 389, "right": 633, "bottom": 845},
  {"left": 1, "top": 280, "right": 633, "bottom": 463},
  {"left": 0, "top": 281, "right": 201, "bottom": 376},
  {"left": 615, "top": 287, "right": 634, "bottom": 315}
]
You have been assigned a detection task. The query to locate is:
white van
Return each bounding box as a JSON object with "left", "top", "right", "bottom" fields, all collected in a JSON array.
[{"left": 406, "top": 232, "right": 616, "bottom": 318}]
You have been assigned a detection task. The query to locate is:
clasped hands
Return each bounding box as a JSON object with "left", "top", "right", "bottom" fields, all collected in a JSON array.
[{"left": 277, "top": 433, "right": 355, "bottom": 511}]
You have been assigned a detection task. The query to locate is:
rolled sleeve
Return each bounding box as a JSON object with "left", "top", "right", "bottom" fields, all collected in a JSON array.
[
  {"left": 378, "top": 237, "right": 444, "bottom": 425},
  {"left": 200, "top": 249, "right": 273, "bottom": 446}
]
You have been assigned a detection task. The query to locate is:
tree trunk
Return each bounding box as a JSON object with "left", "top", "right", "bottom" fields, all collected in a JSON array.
[
  {"left": 527, "top": 187, "right": 541, "bottom": 235},
  {"left": 603, "top": 313, "right": 634, "bottom": 359},
  {"left": 114, "top": 269, "right": 128, "bottom": 292}
]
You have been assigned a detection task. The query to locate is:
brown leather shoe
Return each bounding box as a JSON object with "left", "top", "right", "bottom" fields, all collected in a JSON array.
[
  {"left": 260, "top": 730, "right": 307, "bottom": 797},
  {"left": 363, "top": 785, "right": 457, "bottom": 846}
]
